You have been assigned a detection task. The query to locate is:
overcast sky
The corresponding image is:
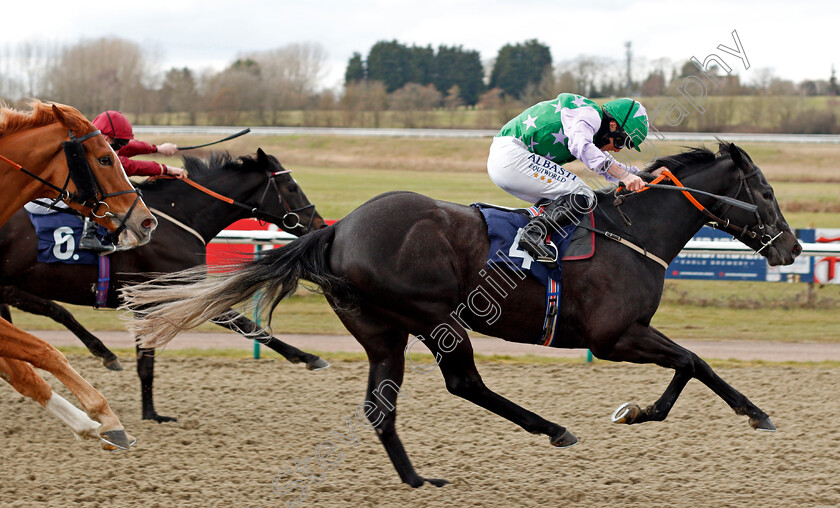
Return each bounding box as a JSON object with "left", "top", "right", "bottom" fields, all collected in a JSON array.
[{"left": 5, "top": 0, "right": 839, "bottom": 90}]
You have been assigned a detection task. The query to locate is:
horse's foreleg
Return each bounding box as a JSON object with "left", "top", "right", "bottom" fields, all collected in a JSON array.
[
  {"left": 689, "top": 349, "right": 775, "bottom": 430},
  {"left": 596, "top": 325, "right": 773, "bottom": 430},
  {"left": 135, "top": 343, "right": 176, "bottom": 423},
  {"left": 422, "top": 323, "right": 577, "bottom": 448},
  {"left": 0, "top": 288, "right": 121, "bottom": 370},
  {"left": 0, "top": 357, "right": 101, "bottom": 441},
  {"left": 209, "top": 309, "right": 329, "bottom": 370},
  {"left": 0, "top": 319, "right": 134, "bottom": 450}
]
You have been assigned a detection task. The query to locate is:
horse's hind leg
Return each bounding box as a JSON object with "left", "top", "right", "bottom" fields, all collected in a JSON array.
[
  {"left": 335, "top": 309, "right": 447, "bottom": 488},
  {"left": 0, "top": 319, "right": 134, "bottom": 450},
  {"left": 596, "top": 324, "right": 773, "bottom": 430},
  {"left": 135, "top": 343, "right": 177, "bottom": 423},
  {"left": 0, "top": 357, "right": 101, "bottom": 441},
  {"left": 421, "top": 321, "right": 577, "bottom": 448},
  {"left": 0, "top": 287, "right": 121, "bottom": 371},
  {"left": 210, "top": 309, "right": 329, "bottom": 370}
]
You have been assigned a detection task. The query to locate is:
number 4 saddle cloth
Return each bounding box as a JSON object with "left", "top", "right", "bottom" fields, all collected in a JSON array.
[{"left": 471, "top": 203, "right": 595, "bottom": 347}]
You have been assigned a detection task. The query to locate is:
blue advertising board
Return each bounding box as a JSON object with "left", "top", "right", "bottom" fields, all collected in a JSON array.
[{"left": 666, "top": 226, "right": 816, "bottom": 283}]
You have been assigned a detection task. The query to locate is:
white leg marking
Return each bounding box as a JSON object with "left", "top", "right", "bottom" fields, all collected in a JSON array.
[{"left": 45, "top": 393, "right": 101, "bottom": 440}]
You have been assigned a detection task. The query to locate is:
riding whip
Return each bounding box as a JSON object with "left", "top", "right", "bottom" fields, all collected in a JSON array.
[{"left": 177, "top": 128, "right": 251, "bottom": 150}]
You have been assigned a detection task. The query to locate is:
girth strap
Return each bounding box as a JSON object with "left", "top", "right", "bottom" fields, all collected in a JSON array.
[
  {"left": 539, "top": 278, "right": 561, "bottom": 347},
  {"left": 576, "top": 223, "right": 669, "bottom": 269},
  {"left": 95, "top": 254, "right": 111, "bottom": 309}
]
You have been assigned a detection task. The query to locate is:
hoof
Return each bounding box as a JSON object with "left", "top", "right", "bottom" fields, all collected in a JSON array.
[
  {"left": 102, "top": 356, "right": 124, "bottom": 371},
  {"left": 100, "top": 430, "right": 136, "bottom": 451},
  {"left": 750, "top": 416, "right": 776, "bottom": 432},
  {"left": 144, "top": 413, "right": 178, "bottom": 423},
  {"left": 611, "top": 402, "right": 642, "bottom": 425},
  {"left": 550, "top": 429, "right": 579, "bottom": 448},
  {"left": 306, "top": 357, "right": 331, "bottom": 371},
  {"left": 423, "top": 478, "right": 449, "bottom": 487}
]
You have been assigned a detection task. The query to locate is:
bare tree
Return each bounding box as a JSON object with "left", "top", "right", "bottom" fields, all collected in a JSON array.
[
  {"left": 203, "top": 59, "right": 265, "bottom": 125},
  {"left": 555, "top": 56, "right": 618, "bottom": 97},
  {"left": 340, "top": 80, "right": 388, "bottom": 127},
  {"left": 444, "top": 85, "right": 464, "bottom": 127},
  {"left": 241, "top": 42, "right": 328, "bottom": 124},
  {"left": 388, "top": 83, "right": 442, "bottom": 128}
]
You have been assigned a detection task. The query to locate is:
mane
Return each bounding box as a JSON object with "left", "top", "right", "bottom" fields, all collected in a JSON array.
[
  {"left": 646, "top": 147, "right": 719, "bottom": 177},
  {"left": 0, "top": 100, "right": 87, "bottom": 137},
  {"left": 593, "top": 145, "right": 731, "bottom": 202},
  {"left": 137, "top": 152, "right": 259, "bottom": 191}
]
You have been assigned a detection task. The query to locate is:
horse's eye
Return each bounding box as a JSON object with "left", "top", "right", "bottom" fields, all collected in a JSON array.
[
  {"left": 98, "top": 156, "right": 112, "bottom": 166},
  {"left": 288, "top": 184, "right": 298, "bottom": 192},
  {"left": 762, "top": 191, "right": 773, "bottom": 200}
]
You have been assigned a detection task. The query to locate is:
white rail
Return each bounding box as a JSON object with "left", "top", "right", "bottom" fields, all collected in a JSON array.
[{"left": 212, "top": 231, "right": 840, "bottom": 257}]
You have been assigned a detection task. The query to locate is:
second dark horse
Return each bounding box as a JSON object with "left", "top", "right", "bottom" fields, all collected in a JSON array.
[{"left": 0, "top": 149, "right": 328, "bottom": 422}]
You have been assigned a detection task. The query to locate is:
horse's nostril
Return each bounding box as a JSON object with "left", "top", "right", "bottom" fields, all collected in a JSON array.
[
  {"left": 793, "top": 244, "right": 802, "bottom": 256},
  {"left": 141, "top": 218, "right": 157, "bottom": 230}
]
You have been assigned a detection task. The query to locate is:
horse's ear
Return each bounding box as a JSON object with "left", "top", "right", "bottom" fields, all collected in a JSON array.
[
  {"left": 728, "top": 143, "right": 747, "bottom": 170},
  {"left": 51, "top": 104, "right": 70, "bottom": 130},
  {"left": 256, "top": 148, "right": 268, "bottom": 164}
]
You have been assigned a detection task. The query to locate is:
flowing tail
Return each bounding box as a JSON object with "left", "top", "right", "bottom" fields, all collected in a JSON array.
[{"left": 120, "top": 226, "right": 352, "bottom": 348}]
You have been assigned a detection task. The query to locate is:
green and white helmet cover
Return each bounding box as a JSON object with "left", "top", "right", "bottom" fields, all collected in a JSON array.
[{"left": 602, "top": 98, "right": 648, "bottom": 152}]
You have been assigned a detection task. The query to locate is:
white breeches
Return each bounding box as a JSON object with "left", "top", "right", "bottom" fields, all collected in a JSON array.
[{"left": 487, "top": 136, "right": 595, "bottom": 205}]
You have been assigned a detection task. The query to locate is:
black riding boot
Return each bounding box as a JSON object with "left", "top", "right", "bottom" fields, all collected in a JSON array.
[
  {"left": 518, "top": 195, "right": 584, "bottom": 269},
  {"left": 78, "top": 217, "right": 115, "bottom": 254}
]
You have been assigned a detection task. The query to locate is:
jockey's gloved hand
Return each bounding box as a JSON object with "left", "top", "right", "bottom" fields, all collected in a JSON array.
[
  {"left": 620, "top": 173, "right": 645, "bottom": 192},
  {"left": 163, "top": 166, "right": 186, "bottom": 179},
  {"left": 156, "top": 143, "right": 178, "bottom": 156}
]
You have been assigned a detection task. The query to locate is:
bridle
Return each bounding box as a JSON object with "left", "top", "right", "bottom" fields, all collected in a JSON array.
[
  {"left": 0, "top": 128, "right": 143, "bottom": 242},
  {"left": 173, "top": 167, "right": 318, "bottom": 234},
  {"left": 615, "top": 164, "right": 782, "bottom": 254},
  {"left": 708, "top": 165, "right": 784, "bottom": 254}
]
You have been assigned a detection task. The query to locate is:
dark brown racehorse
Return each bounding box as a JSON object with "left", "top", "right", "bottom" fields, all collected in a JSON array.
[
  {"left": 0, "top": 101, "right": 157, "bottom": 450},
  {"left": 0, "top": 149, "right": 326, "bottom": 422},
  {"left": 122, "top": 142, "right": 802, "bottom": 485}
]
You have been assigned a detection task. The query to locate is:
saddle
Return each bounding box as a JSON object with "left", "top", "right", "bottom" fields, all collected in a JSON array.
[{"left": 472, "top": 202, "right": 596, "bottom": 265}]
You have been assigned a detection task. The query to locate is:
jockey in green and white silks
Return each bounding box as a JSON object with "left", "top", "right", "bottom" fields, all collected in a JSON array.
[{"left": 487, "top": 93, "right": 651, "bottom": 268}]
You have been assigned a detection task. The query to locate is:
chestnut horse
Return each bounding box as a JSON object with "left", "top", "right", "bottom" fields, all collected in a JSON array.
[
  {"left": 122, "top": 143, "right": 801, "bottom": 484},
  {"left": 0, "top": 101, "right": 157, "bottom": 450}
]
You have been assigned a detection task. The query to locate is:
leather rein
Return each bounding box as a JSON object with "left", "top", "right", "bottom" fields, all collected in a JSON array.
[
  {"left": 164, "top": 168, "right": 317, "bottom": 233},
  {"left": 614, "top": 168, "right": 782, "bottom": 256}
]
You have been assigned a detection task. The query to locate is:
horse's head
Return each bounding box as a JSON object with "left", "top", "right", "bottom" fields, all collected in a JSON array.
[
  {"left": 245, "top": 148, "right": 326, "bottom": 235},
  {"left": 49, "top": 103, "right": 157, "bottom": 247},
  {"left": 716, "top": 142, "right": 801, "bottom": 266}
]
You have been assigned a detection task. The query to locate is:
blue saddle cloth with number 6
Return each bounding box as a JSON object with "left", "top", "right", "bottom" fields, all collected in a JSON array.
[{"left": 27, "top": 212, "right": 102, "bottom": 265}]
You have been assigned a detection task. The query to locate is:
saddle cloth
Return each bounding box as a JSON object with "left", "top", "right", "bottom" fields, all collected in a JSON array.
[
  {"left": 473, "top": 203, "right": 596, "bottom": 347},
  {"left": 28, "top": 211, "right": 99, "bottom": 265},
  {"left": 27, "top": 211, "right": 113, "bottom": 308}
]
